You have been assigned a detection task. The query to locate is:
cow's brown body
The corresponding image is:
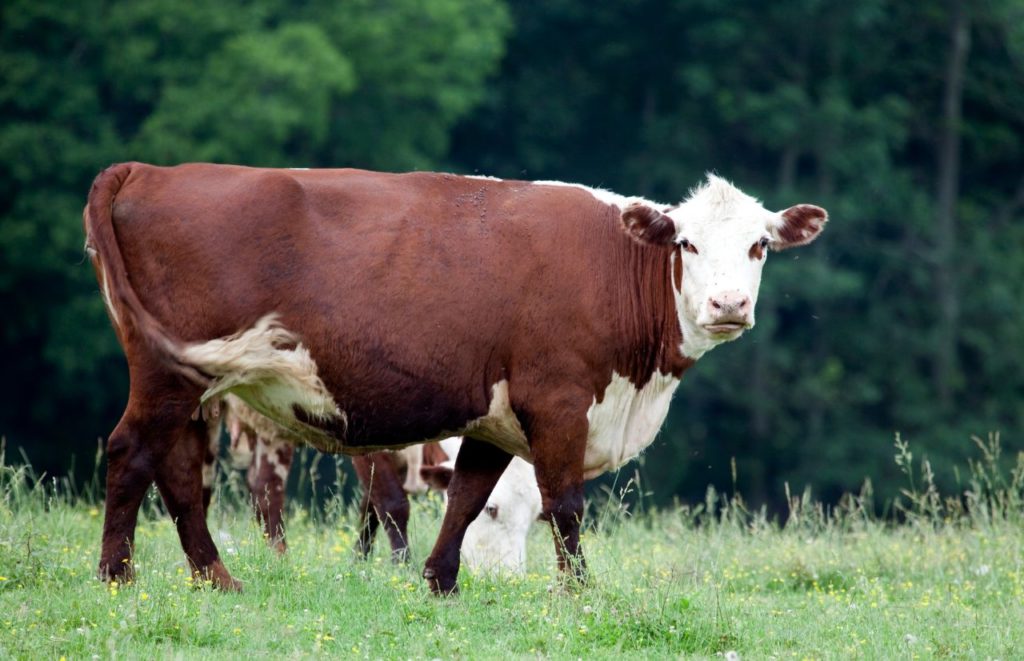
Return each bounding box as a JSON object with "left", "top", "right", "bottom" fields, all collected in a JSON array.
[{"left": 85, "top": 162, "right": 825, "bottom": 593}]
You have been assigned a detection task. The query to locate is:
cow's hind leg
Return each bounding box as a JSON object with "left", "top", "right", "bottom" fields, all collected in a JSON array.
[
  {"left": 155, "top": 417, "right": 242, "bottom": 591},
  {"left": 423, "top": 439, "right": 512, "bottom": 595},
  {"left": 353, "top": 453, "right": 411, "bottom": 562},
  {"left": 98, "top": 414, "right": 160, "bottom": 584},
  {"left": 247, "top": 437, "right": 293, "bottom": 554}
]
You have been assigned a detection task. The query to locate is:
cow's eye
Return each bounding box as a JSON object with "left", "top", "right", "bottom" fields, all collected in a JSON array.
[
  {"left": 484, "top": 503, "right": 499, "bottom": 519},
  {"left": 759, "top": 237, "right": 770, "bottom": 249},
  {"left": 678, "top": 238, "right": 699, "bottom": 255}
]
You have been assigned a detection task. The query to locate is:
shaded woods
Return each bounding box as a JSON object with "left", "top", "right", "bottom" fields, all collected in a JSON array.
[{"left": 2, "top": 0, "right": 1022, "bottom": 507}]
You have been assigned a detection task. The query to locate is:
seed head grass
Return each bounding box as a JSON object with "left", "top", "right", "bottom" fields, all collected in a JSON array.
[{"left": 1, "top": 434, "right": 1022, "bottom": 658}]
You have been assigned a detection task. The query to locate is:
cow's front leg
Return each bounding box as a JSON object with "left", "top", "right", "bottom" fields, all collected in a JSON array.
[
  {"left": 525, "top": 399, "right": 590, "bottom": 584},
  {"left": 423, "top": 439, "right": 512, "bottom": 595}
]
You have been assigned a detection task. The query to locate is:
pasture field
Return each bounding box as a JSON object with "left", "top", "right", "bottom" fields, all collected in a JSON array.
[{"left": 1, "top": 438, "right": 1023, "bottom": 660}]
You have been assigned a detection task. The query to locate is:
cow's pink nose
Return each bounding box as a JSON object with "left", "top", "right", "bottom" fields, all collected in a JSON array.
[{"left": 709, "top": 291, "right": 751, "bottom": 317}]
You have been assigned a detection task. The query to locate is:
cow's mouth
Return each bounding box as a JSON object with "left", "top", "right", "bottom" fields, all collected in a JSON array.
[{"left": 703, "top": 322, "right": 747, "bottom": 335}]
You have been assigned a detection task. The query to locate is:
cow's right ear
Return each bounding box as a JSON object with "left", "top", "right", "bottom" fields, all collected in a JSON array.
[
  {"left": 420, "top": 465, "right": 454, "bottom": 492},
  {"left": 769, "top": 204, "right": 827, "bottom": 250},
  {"left": 621, "top": 203, "right": 677, "bottom": 246}
]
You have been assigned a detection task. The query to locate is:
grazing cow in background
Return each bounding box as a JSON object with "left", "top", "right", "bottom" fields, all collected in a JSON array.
[
  {"left": 419, "top": 443, "right": 542, "bottom": 574},
  {"left": 349, "top": 443, "right": 445, "bottom": 563},
  {"left": 85, "top": 163, "right": 826, "bottom": 593},
  {"left": 206, "top": 399, "right": 542, "bottom": 571}
]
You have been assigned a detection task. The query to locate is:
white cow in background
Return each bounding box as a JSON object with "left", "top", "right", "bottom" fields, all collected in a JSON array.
[{"left": 421, "top": 437, "right": 543, "bottom": 574}]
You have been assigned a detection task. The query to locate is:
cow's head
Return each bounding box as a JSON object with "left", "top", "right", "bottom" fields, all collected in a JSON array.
[
  {"left": 421, "top": 455, "right": 542, "bottom": 575},
  {"left": 621, "top": 175, "right": 827, "bottom": 358}
]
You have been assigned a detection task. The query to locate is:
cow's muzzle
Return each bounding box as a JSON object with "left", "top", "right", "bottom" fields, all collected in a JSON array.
[{"left": 703, "top": 291, "right": 752, "bottom": 335}]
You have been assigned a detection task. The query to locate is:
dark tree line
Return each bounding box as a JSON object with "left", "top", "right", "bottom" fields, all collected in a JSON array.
[{"left": 2, "top": 0, "right": 1022, "bottom": 507}]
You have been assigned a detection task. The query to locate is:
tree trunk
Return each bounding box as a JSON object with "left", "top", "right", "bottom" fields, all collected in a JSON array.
[{"left": 933, "top": 0, "right": 971, "bottom": 406}]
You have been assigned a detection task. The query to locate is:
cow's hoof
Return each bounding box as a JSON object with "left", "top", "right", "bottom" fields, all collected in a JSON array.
[
  {"left": 97, "top": 559, "right": 135, "bottom": 585},
  {"left": 196, "top": 559, "right": 244, "bottom": 592},
  {"left": 391, "top": 547, "right": 410, "bottom": 564},
  {"left": 423, "top": 566, "right": 458, "bottom": 596}
]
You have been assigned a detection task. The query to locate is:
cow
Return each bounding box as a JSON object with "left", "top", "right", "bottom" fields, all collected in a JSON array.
[
  {"left": 208, "top": 394, "right": 436, "bottom": 558},
  {"left": 419, "top": 442, "right": 543, "bottom": 574},
  {"left": 84, "top": 163, "right": 826, "bottom": 593},
  {"left": 206, "top": 399, "right": 543, "bottom": 571}
]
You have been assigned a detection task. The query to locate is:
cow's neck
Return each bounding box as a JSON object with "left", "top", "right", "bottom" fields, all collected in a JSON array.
[
  {"left": 606, "top": 225, "right": 694, "bottom": 387},
  {"left": 580, "top": 215, "right": 695, "bottom": 478}
]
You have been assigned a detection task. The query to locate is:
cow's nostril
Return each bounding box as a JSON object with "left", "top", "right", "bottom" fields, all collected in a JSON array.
[{"left": 711, "top": 299, "right": 722, "bottom": 309}]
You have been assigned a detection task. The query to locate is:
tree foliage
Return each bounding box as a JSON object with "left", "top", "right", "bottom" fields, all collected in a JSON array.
[
  {"left": 449, "top": 0, "right": 1024, "bottom": 504},
  {"left": 2, "top": 0, "right": 1022, "bottom": 507}
]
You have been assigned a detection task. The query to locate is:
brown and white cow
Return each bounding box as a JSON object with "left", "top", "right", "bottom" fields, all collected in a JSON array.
[
  {"left": 419, "top": 438, "right": 543, "bottom": 574},
  {"left": 207, "top": 401, "right": 543, "bottom": 572},
  {"left": 84, "top": 163, "right": 825, "bottom": 593},
  {"left": 208, "top": 394, "right": 446, "bottom": 559}
]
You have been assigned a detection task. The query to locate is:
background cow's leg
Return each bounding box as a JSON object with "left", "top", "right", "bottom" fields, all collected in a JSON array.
[
  {"left": 353, "top": 453, "right": 411, "bottom": 562},
  {"left": 423, "top": 439, "right": 512, "bottom": 595},
  {"left": 525, "top": 401, "right": 590, "bottom": 584},
  {"left": 201, "top": 414, "right": 221, "bottom": 516},
  {"left": 354, "top": 479, "right": 380, "bottom": 557},
  {"left": 247, "top": 437, "right": 293, "bottom": 554}
]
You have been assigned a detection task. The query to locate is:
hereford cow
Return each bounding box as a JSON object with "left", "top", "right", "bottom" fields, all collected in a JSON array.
[
  {"left": 211, "top": 396, "right": 447, "bottom": 559},
  {"left": 210, "top": 394, "right": 441, "bottom": 557},
  {"left": 419, "top": 441, "right": 543, "bottom": 574},
  {"left": 208, "top": 401, "right": 542, "bottom": 572},
  {"left": 84, "top": 163, "right": 826, "bottom": 593}
]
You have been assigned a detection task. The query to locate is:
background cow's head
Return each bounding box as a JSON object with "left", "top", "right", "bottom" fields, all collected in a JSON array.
[
  {"left": 621, "top": 175, "right": 827, "bottom": 358},
  {"left": 421, "top": 451, "right": 542, "bottom": 575}
]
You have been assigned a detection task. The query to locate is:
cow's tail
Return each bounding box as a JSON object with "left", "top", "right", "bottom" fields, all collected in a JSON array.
[
  {"left": 82, "top": 162, "right": 210, "bottom": 387},
  {"left": 83, "top": 164, "right": 342, "bottom": 438}
]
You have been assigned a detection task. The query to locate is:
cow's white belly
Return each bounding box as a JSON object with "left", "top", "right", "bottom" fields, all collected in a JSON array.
[{"left": 583, "top": 371, "right": 679, "bottom": 479}]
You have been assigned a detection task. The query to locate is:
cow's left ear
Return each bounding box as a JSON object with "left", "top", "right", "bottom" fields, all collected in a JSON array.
[
  {"left": 621, "top": 203, "right": 677, "bottom": 246},
  {"left": 420, "top": 465, "right": 453, "bottom": 492},
  {"left": 769, "top": 204, "right": 828, "bottom": 251}
]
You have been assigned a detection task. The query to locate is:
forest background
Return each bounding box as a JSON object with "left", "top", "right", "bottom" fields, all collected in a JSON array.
[{"left": 2, "top": 0, "right": 1022, "bottom": 509}]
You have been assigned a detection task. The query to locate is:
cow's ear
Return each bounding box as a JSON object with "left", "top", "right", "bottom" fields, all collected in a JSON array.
[
  {"left": 420, "top": 465, "right": 453, "bottom": 491},
  {"left": 621, "top": 203, "right": 677, "bottom": 246},
  {"left": 421, "top": 442, "right": 449, "bottom": 466},
  {"left": 769, "top": 204, "right": 827, "bottom": 251}
]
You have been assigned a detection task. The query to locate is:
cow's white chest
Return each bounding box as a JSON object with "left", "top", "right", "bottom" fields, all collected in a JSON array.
[{"left": 583, "top": 371, "right": 679, "bottom": 479}]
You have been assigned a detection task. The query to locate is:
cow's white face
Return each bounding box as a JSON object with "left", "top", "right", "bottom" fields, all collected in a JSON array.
[
  {"left": 461, "top": 457, "right": 542, "bottom": 574},
  {"left": 621, "top": 175, "right": 827, "bottom": 359},
  {"left": 421, "top": 446, "right": 542, "bottom": 575}
]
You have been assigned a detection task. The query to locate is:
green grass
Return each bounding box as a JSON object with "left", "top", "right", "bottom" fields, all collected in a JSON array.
[{"left": 1, "top": 435, "right": 1023, "bottom": 659}]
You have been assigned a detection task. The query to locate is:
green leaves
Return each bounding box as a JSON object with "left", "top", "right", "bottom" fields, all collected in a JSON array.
[{"left": 137, "top": 23, "right": 356, "bottom": 165}]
